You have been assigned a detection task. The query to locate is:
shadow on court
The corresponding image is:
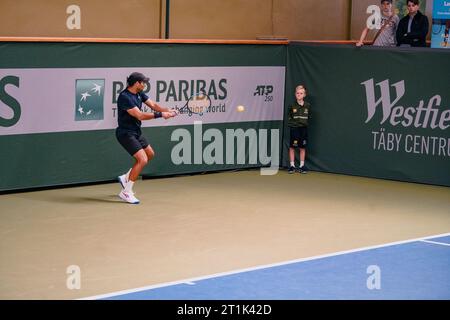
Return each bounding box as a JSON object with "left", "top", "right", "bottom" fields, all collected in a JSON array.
[{"left": 44, "top": 194, "right": 123, "bottom": 204}]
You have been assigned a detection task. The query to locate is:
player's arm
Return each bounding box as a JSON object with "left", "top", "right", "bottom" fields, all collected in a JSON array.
[
  {"left": 126, "top": 107, "right": 175, "bottom": 120},
  {"left": 144, "top": 99, "right": 170, "bottom": 112},
  {"left": 144, "top": 98, "right": 179, "bottom": 113}
]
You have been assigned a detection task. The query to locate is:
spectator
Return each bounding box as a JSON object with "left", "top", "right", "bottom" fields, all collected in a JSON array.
[
  {"left": 356, "top": 0, "right": 399, "bottom": 47},
  {"left": 396, "top": 0, "right": 429, "bottom": 47}
]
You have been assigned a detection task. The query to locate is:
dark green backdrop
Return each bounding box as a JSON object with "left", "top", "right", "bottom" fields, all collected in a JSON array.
[
  {"left": 0, "top": 42, "right": 285, "bottom": 191},
  {"left": 284, "top": 43, "right": 450, "bottom": 187},
  {"left": 1, "top": 41, "right": 449, "bottom": 191}
]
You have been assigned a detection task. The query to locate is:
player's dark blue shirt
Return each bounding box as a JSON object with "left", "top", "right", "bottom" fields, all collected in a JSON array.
[{"left": 116, "top": 89, "right": 149, "bottom": 134}]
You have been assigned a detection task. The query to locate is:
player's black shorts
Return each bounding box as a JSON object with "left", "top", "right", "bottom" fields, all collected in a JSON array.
[
  {"left": 116, "top": 129, "right": 149, "bottom": 156},
  {"left": 289, "top": 127, "right": 308, "bottom": 148}
]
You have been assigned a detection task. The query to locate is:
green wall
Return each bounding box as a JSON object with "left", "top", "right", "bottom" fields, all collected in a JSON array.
[
  {"left": 285, "top": 43, "right": 450, "bottom": 186},
  {"left": 1, "top": 41, "right": 449, "bottom": 191},
  {"left": 0, "top": 42, "right": 286, "bottom": 191}
]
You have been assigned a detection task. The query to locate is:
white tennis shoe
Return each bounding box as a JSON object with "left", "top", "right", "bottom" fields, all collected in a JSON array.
[
  {"left": 118, "top": 174, "right": 127, "bottom": 189},
  {"left": 119, "top": 190, "right": 140, "bottom": 204}
]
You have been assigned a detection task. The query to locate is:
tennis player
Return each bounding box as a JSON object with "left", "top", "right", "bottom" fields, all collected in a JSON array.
[{"left": 116, "top": 72, "right": 178, "bottom": 204}]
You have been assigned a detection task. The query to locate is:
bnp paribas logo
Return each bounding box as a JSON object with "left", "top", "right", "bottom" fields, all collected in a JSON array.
[{"left": 75, "top": 79, "right": 105, "bottom": 121}]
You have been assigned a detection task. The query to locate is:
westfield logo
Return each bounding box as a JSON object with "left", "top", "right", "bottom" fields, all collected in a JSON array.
[{"left": 361, "top": 79, "right": 449, "bottom": 130}]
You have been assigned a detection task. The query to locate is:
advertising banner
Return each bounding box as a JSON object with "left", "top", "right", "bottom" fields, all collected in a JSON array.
[
  {"left": 431, "top": 0, "right": 450, "bottom": 48},
  {"left": 0, "top": 42, "right": 286, "bottom": 191},
  {"left": 0, "top": 67, "right": 285, "bottom": 136},
  {"left": 286, "top": 43, "right": 450, "bottom": 187}
]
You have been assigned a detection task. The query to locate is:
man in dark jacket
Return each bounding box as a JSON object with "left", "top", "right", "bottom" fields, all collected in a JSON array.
[{"left": 396, "top": 0, "right": 429, "bottom": 47}]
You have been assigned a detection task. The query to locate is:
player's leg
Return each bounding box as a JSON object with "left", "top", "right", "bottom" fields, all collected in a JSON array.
[
  {"left": 118, "top": 168, "right": 131, "bottom": 189},
  {"left": 129, "top": 149, "right": 148, "bottom": 182},
  {"left": 143, "top": 145, "right": 155, "bottom": 162},
  {"left": 127, "top": 135, "right": 151, "bottom": 183},
  {"left": 116, "top": 129, "right": 132, "bottom": 188},
  {"left": 116, "top": 132, "right": 148, "bottom": 204},
  {"left": 118, "top": 149, "right": 147, "bottom": 204},
  {"left": 120, "top": 145, "right": 153, "bottom": 204},
  {"left": 124, "top": 145, "right": 154, "bottom": 183}
]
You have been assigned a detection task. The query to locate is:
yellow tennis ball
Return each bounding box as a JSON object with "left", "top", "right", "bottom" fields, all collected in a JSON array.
[{"left": 237, "top": 105, "right": 245, "bottom": 112}]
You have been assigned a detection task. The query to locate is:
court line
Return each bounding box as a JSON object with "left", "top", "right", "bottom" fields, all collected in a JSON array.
[
  {"left": 80, "top": 232, "right": 450, "bottom": 300},
  {"left": 420, "top": 239, "right": 450, "bottom": 247}
]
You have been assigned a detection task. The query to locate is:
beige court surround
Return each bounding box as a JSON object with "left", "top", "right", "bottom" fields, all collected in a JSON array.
[{"left": 0, "top": 170, "right": 449, "bottom": 299}]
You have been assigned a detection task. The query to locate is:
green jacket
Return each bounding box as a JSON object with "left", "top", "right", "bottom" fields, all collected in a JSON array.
[{"left": 288, "top": 101, "right": 310, "bottom": 127}]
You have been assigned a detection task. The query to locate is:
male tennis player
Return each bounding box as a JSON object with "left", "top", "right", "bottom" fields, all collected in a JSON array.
[{"left": 116, "top": 72, "right": 178, "bottom": 204}]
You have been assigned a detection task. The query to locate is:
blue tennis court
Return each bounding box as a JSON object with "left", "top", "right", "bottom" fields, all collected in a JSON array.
[{"left": 84, "top": 233, "right": 450, "bottom": 300}]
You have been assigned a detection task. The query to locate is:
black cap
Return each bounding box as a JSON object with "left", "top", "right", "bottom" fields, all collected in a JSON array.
[
  {"left": 381, "top": 0, "right": 392, "bottom": 3},
  {"left": 127, "top": 72, "right": 149, "bottom": 86}
]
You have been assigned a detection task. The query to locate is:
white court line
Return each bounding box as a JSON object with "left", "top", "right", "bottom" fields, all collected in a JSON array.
[
  {"left": 80, "top": 231, "right": 450, "bottom": 300},
  {"left": 420, "top": 239, "right": 450, "bottom": 247}
]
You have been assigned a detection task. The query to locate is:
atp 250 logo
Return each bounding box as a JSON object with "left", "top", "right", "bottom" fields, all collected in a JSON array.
[
  {"left": 0, "top": 75, "right": 21, "bottom": 127},
  {"left": 254, "top": 85, "right": 274, "bottom": 102}
]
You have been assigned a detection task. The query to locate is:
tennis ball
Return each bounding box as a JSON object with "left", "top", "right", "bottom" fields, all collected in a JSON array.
[{"left": 237, "top": 105, "right": 245, "bottom": 112}]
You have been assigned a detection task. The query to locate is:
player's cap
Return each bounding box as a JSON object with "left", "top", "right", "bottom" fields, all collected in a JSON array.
[{"left": 127, "top": 72, "right": 149, "bottom": 85}]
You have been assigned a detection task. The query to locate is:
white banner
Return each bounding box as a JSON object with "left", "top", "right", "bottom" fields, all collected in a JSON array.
[{"left": 0, "top": 67, "right": 285, "bottom": 136}]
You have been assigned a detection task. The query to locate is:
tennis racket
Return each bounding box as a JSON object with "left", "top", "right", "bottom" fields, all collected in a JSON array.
[{"left": 177, "top": 91, "right": 211, "bottom": 116}]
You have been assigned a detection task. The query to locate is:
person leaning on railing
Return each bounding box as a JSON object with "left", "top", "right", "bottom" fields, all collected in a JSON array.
[{"left": 356, "top": 0, "right": 399, "bottom": 47}]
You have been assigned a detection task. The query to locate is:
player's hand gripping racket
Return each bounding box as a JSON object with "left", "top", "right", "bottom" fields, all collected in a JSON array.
[{"left": 177, "top": 91, "right": 211, "bottom": 116}]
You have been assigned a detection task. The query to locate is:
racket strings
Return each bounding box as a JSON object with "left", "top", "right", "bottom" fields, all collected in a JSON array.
[{"left": 178, "top": 92, "right": 211, "bottom": 116}]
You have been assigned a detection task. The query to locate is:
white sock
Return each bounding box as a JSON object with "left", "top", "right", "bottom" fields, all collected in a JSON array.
[
  {"left": 125, "top": 168, "right": 132, "bottom": 181},
  {"left": 125, "top": 180, "right": 135, "bottom": 193},
  {"left": 300, "top": 161, "right": 305, "bottom": 167},
  {"left": 290, "top": 161, "right": 295, "bottom": 167}
]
